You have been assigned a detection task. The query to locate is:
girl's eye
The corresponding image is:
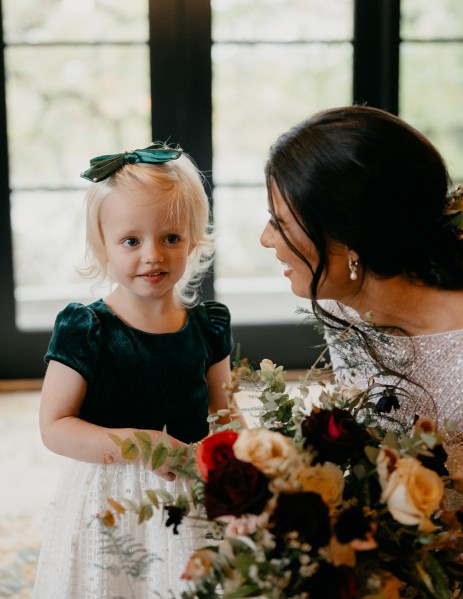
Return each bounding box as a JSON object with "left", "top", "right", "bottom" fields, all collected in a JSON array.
[
  {"left": 165, "top": 234, "right": 180, "bottom": 244},
  {"left": 122, "top": 238, "right": 140, "bottom": 248}
]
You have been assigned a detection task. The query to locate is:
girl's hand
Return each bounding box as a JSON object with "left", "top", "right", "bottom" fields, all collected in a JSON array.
[
  {"left": 150, "top": 435, "right": 188, "bottom": 481},
  {"left": 153, "top": 464, "right": 177, "bottom": 481}
]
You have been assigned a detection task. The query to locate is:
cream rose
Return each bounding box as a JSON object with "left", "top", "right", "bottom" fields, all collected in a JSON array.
[
  {"left": 380, "top": 456, "right": 444, "bottom": 532},
  {"left": 284, "top": 462, "right": 345, "bottom": 508},
  {"left": 233, "top": 429, "right": 298, "bottom": 477}
]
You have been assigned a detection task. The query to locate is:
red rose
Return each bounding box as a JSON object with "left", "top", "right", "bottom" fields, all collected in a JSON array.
[
  {"left": 196, "top": 430, "right": 239, "bottom": 480},
  {"left": 301, "top": 408, "right": 370, "bottom": 465},
  {"left": 204, "top": 457, "right": 272, "bottom": 519}
]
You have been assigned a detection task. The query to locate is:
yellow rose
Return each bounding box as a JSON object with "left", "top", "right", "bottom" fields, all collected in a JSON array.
[
  {"left": 380, "top": 457, "right": 444, "bottom": 532},
  {"left": 284, "top": 462, "right": 345, "bottom": 508},
  {"left": 233, "top": 429, "right": 297, "bottom": 477}
]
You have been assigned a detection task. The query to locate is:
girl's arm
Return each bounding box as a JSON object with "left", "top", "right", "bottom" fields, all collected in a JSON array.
[
  {"left": 206, "top": 355, "right": 248, "bottom": 429},
  {"left": 40, "top": 360, "right": 186, "bottom": 480}
]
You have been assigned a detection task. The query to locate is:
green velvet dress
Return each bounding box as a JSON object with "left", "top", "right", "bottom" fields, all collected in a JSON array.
[
  {"left": 33, "top": 299, "right": 232, "bottom": 599},
  {"left": 44, "top": 298, "right": 232, "bottom": 442}
]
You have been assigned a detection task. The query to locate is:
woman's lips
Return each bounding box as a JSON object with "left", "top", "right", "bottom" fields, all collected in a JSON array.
[{"left": 279, "top": 259, "right": 292, "bottom": 276}]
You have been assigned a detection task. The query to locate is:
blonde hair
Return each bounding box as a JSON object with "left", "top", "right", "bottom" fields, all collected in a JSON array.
[{"left": 82, "top": 154, "right": 214, "bottom": 306}]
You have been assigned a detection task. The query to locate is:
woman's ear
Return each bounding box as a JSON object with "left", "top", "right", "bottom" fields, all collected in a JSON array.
[
  {"left": 347, "top": 249, "right": 360, "bottom": 263},
  {"left": 347, "top": 249, "right": 360, "bottom": 281}
]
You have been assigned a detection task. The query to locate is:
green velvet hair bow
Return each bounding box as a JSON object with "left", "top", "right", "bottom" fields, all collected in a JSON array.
[{"left": 80, "top": 142, "right": 183, "bottom": 182}]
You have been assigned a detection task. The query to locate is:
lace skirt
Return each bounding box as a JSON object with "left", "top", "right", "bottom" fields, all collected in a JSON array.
[{"left": 33, "top": 459, "right": 205, "bottom": 599}]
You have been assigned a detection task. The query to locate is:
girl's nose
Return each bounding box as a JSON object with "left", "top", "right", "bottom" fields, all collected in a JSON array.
[
  {"left": 143, "top": 242, "right": 163, "bottom": 264},
  {"left": 260, "top": 221, "right": 274, "bottom": 248}
]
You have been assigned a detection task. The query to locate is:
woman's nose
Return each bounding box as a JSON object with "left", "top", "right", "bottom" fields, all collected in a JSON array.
[{"left": 260, "top": 221, "right": 274, "bottom": 248}]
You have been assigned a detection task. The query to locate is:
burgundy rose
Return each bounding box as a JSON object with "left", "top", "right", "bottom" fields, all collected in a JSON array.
[
  {"left": 334, "top": 506, "right": 371, "bottom": 544},
  {"left": 301, "top": 408, "right": 371, "bottom": 464},
  {"left": 298, "top": 563, "right": 358, "bottom": 599},
  {"left": 270, "top": 491, "right": 331, "bottom": 551},
  {"left": 196, "top": 430, "right": 239, "bottom": 480},
  {"left": 204, "top": 457, "right": 271, "bottom": 519}
]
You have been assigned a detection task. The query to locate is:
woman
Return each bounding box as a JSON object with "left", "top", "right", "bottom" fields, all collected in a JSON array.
[{"left": 260, "top": 105, "right": 463, "bottom": 472}]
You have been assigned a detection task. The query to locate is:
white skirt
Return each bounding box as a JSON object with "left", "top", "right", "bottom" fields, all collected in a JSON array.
[{"left": 33, "top": 459, "right": 206, "bottom": 599}]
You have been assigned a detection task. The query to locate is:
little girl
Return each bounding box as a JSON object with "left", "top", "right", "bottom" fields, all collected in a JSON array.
[{"left": 33, "top": 144, "right": 238, "bottom": 598}]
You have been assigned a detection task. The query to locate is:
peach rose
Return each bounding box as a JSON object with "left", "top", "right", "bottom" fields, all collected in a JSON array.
[
  {"left": 379, "top": 456, "right": 444, "bottom": 531},
  {"left": 233, "top": 429, "right": 298, "bottom": 477},
  {"left": 283, "top": 462, "right": 345, "bottom": 508},
  {"left": 181, "top": 549, "right": 217, "bottom": 581}
]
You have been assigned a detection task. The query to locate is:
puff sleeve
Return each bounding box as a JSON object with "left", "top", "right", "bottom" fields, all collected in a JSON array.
[
  {"left": 44, "top": 303, "right": 101, "bottom": 383},
  {"left": 201, "top": 300, "right": 233, "bottom": 365}
]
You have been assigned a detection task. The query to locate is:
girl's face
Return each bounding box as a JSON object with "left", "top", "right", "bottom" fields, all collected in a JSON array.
[
  {"left": 260, "top": 181, "right": 354, "bottom": 300},
  {"left": 99, "top": 186, "right": 194, "bottom": 304}
]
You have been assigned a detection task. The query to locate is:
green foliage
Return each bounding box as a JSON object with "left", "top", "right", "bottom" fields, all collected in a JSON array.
[{"left": 97, "top": 523, "right": 158, "bottom": 582}]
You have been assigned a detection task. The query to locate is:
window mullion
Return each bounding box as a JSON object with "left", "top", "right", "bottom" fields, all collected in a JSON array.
[{"left": 353, "top": 0, "right": 400, "bottom": 114}]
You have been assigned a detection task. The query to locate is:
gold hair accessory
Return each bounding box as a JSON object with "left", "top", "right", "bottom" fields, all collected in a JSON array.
[{"left": 443, "top": 184, "right": 463, "bottom": 240}]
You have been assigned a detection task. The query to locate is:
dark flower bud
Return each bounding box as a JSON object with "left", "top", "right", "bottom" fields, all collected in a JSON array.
[
  {"left": 165, "top": 505, "right": 186, "bottom": 535},
  {"left": 376, "top": 393, "right": 400, "bottom": 413}
]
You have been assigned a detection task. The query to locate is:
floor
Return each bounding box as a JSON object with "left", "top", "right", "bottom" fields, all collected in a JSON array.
[
  {"left": 0, "top": 388, "right": 262, "bottom": 598},
  {"left": 0, "top": 391, "right": 63, "bottom": 598}
]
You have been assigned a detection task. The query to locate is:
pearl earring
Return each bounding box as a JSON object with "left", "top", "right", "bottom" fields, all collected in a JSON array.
[{"left": 348, "top": 257, "right": 359, "bottom": 281}]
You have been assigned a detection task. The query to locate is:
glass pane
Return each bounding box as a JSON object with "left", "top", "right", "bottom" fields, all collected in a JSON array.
[
  {"left": 213, "top": 187, "right": 305, "bottom": 324},
  {"left": 212, "top": 0, "right": 353, "bottom": 41},
  {"left": 11, "top": 191, "right": 108, "bottom": 330},
  {"left": 400, "top": 43, "right": 463, "bottom": 182},
  {"left": 401, "top": 0, "right": 463, "bottom": 39},
  {"left": 6, "top": 45, "right": 150, "bottom": 189},
  {"left": 3, "top": 0, "right": 148, "bottom": 44},
  {"left": 213, "top": 43, "right": 352, "bottom": 185}
]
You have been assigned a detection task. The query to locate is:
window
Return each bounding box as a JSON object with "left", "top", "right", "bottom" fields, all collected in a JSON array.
[
  {"left": 212, "top": 0, "right": 353, "bottom": 324},
  {"left": 5, "top": 1, "right": 151, "bottom": 331},
  {"left": 401, "top": 0, "right": 463, "bottom": 182}
]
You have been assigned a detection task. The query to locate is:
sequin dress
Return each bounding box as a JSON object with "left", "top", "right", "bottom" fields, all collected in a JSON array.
[
  {"left": 321, "top": 300, "right": 463, "bottom": 474},
  {"left": 33, "top": 299, "right": 232, "bottom": 599}
]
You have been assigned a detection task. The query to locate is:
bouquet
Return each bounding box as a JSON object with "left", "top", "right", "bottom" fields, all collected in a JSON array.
[{"left": 104, "top": 359, "right": 463, "bottom": 598}]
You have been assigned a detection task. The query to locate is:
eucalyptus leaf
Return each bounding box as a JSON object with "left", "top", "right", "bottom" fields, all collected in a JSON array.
[
  {"left": 151, "top": 443, "right": 168, "bottom": 470},
  {"left": 121, "top": 438, "right": 139, "bottom": 461},
  {"left": 138, "top": 502, "right": 153, "bottom": 524}
]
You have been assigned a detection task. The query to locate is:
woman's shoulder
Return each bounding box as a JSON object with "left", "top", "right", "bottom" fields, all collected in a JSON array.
[{"left": 318, "top": 299, "right": 362, "bottom": 323}]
